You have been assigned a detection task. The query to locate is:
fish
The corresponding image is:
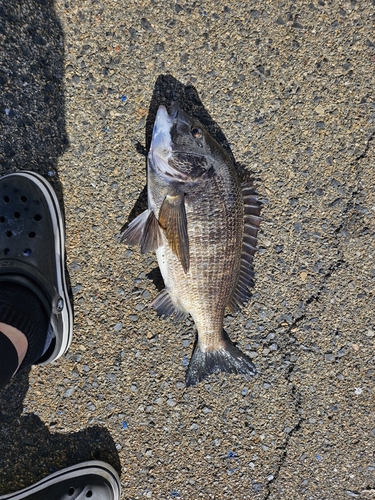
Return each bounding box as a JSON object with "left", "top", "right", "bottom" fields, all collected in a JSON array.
[{"left": 121, "top": 102, "right": 261, "bottom": 386}]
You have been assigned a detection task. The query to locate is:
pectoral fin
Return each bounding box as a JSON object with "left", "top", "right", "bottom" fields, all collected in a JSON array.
[{"left": 158, "top": 193, "right": 189, "bottom": 273}]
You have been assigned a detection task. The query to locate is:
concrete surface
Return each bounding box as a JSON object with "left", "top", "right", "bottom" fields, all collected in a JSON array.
[{"left": 1, "top": 0, "right": 374, "bottom": 498}]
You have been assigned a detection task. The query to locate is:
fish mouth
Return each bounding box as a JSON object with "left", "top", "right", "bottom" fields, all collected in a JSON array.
[
  {"left": 150, "top": 105, "right": 173, "bottom": 161},
  {"left": 148, "top": 102, "right": 209, "bottom": 182},
  {"left": 149, "top": 104, "right": 192, "bottom": 182}
]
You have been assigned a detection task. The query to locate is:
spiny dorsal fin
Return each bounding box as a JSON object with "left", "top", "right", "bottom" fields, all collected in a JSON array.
[
  {"left": 228, "top": 183, "right": 261, "bottom": 312},
  {"left": 158, "top": 193, "right": 190, "bottom": 273},
  {"left": 150, "top": 288, "right": 187, "bottom": 321}
]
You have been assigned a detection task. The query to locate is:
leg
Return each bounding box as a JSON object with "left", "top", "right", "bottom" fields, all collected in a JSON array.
[
  {"left": 0, "top": 324, "right": 28, "bottom": 368},
  {"left": 0, "top": 324, "right": 28, "bottom": 385}
]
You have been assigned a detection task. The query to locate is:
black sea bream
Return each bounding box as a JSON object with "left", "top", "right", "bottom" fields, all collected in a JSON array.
[{"left": 122, "top": 103, "right": 261, "bottom": 386}]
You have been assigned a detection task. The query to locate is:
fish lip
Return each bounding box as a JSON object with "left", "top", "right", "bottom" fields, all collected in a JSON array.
[
  {"left": 151, "top": 105, "right": 172, "bottom": 146},
  {"left": 150, "top": 105, "right": 173, "bottom": 159},
  {"left": 149, "top": 103, "right": 209, "bottom": 183},
  {"left": 149, "top": 105, "right": 189, "bottom": 181}
]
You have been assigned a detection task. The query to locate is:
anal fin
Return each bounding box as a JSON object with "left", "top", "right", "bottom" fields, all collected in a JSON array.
[{"left": 150, "top": 288, "right": 186, "bottom": 321}]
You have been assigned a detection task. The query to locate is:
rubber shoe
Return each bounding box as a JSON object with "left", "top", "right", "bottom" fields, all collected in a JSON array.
[
  {"left": 0, "top": 461, "right": 121, "bottom": 500},
  {"left": 0, "top": 171, "right": 73, "bottom": 364}
]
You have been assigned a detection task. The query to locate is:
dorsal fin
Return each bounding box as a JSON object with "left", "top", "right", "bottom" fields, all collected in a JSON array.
[{"left": 228, "top": 183, "right": 261, "bottom": 312}]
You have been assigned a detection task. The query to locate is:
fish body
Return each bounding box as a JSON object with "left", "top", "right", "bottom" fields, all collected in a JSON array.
[{"left": 122, "top": 103, "right": 261, "bottom": 386}]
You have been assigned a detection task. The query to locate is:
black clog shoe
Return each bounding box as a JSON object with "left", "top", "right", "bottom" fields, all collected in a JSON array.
[{"left": 0, "top": 171, "right": 73, "bottom": 364}]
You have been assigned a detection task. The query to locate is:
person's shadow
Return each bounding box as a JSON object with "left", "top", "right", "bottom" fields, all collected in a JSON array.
[
  {"left": 0, "top": 0, "right": 68, "bottom": 199},
  {"left": 0, "top": 0, "right": 120, "bottom": 493},
  {"left": 0, "top": 370, "right": 120, "bottom": 493}
]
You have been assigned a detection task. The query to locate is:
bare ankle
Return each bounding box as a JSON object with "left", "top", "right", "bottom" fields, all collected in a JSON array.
[{"left": 0, "top": 323, "right": 28, "bottom": 372}]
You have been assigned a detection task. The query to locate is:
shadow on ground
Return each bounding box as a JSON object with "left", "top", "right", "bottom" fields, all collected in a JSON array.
[
  {"left": 0, "top": 1, "right": 120, "bottom": 493},
  {"left": 0, "top": 0, "right": 66, "bottom": 199},
  {"left": 0, "top": 0, "right": 75, "bottom": 294},
  {"left": 0, "top": 370, "right": 121, "bottom": 493}
]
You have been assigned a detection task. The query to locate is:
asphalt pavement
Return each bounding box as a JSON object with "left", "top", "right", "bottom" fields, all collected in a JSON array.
[{"left": 1, "top": 1, "right": 374, "bottom": 498}]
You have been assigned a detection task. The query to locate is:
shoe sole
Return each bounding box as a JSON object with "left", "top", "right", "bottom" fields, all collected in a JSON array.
[{"left": 0, "top": 460, "right": 121, "bottom": 499}]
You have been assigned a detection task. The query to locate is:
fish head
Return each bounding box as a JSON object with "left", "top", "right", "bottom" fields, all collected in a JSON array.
[{"left": 149, "top": 103, "right": 223, "bottom": 182}]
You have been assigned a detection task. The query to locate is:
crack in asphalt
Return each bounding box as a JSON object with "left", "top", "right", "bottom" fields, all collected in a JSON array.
[
  {"left": 354, "top": 130, "right": 374, "bottom": 163},
  {"left": 332, "top": 131, "right": 374, "bottom": 237},
  {"left": 261, "top": 132, "right": 375, "bottom": 497},
  {"left": 263, "top": 257, "right": 345, "bottom": 499},
  {"left": 263, "top": 365, "right": 304, "bottom": 499}
]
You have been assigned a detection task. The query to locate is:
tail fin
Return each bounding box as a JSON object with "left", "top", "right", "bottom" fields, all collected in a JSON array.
[{"left": 185, "top": 331, "right": 257, "bottom": 387}]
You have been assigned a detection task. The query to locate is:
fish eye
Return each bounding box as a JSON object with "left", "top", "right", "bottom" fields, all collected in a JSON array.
[{"left": 191, "top": 127, "right": 202, "bottom": 139}]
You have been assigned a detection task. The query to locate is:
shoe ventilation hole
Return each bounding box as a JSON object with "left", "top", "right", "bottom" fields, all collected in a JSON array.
[
  {"left": 34, "top": 214, "right": 42, "bottom": 221},
  {"left": 20, "top": 195, "right": 27, "bottom": 202},
  {"left": 28, "top": 232, "right": 36, "bottom": 238},
  {"left": 14, "top": 212, "right": 20, "bottom": 218},
  {"left": 3, "top": 195, "right": 9, "bottom": 203},
  {"left": 23, "top": 249, "right": 31, "bottom": 256},
  {"left": 4, "top": 248, "right": 9, "bottom": 255},
  {"left": 68, "top": 487, "right": 75, "bottom": 496},
  {"left": 0, "top": 216, "right": 5, "bottom": 223},
  {"left": 86, "top": 491, "right": 93, "bottom": 498},
  {"left": 6, "top": 230, "right": 12, "bottom": 237}
]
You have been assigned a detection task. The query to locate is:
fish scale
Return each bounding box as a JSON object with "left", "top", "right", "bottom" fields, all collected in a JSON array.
[
  {"left": 182, "top": 176, "right": 241, "bottom": 346},
  {"left": 121, "top": 102, "right": 260, "bottom": 386}
]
